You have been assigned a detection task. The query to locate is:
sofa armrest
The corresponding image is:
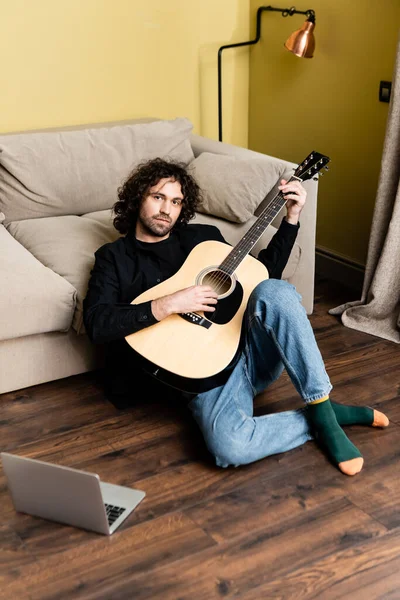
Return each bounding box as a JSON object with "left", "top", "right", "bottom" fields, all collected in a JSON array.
[
  {"left": 190, "top": 134, "right": 318, "bottom": 314},
  {"left": 283, "top": 175, "right": 317, "bottom": 314}
]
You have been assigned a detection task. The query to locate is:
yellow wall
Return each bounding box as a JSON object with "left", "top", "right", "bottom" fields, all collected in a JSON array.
[
  {"left": 2, "top": 1, "right": 399, "bottom": 264},
  {"left": 248, "top": 0, "right": 400, "bottom": 265},
  {"left": 0, "top": 0, "right": 249, "bottom": 147}
]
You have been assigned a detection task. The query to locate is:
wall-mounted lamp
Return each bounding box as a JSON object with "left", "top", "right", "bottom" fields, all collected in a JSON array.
[{"left": 217, "top": 5, "right": 316, "bottom": 142}]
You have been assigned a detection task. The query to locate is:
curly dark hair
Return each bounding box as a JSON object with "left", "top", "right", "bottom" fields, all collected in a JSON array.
[{"left": 113, "top": 157, "right": 202, "bottom": 234}]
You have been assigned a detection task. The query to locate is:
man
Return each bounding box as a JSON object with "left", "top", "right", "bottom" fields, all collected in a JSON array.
[{"left": 83, "top": 157, "right": 389, "bottom": 477}]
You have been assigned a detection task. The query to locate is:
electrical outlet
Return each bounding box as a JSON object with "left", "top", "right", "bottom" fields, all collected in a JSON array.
[{"left": 379, "top": 81, "right": 392, "bottom": 103}]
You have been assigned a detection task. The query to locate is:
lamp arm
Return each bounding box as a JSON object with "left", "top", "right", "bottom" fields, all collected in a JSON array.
[{"left": 217, "top": 5, "right": 315, "bottom": 142}]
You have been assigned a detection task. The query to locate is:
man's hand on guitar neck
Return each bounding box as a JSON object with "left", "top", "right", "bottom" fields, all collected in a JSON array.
[
  {"left": 278, "top": 178, "right": 307, "bottom": 225},
  {"left": 151, "top": 285, "right": 218, "bottom": 321}
]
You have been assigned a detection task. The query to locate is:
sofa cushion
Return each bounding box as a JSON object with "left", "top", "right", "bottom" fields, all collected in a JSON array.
[
  {"left": 0, "top": 118, "right": 195, "bottom": 225},
  {"left": 189, "top": 152, "right": 287, "bottom": 224},
  {"left": 80, "top": 209, "right": 115, "bottom": 226},
  {"left": 193, "top": 212, "right": 300, "bottom": 280},
  {"left": 0, "top": 225, "right": 76, "bottom": 341},
  {"left": 7, "top": 216, "right": 121, "bottom": 334},
  {"left": 81, "top": 208, "right": 300, "bottom": 281}
]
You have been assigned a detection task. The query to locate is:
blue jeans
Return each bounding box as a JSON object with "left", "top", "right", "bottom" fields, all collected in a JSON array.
[{"left": 188, "top": 279, "right": 333, "bottom": 467}]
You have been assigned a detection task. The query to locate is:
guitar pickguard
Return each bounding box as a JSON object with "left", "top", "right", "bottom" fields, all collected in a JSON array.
[
  {"left": 203, "top": 280, "right": 243, "bottom": 325},
  {"left": 178, "top": 280, "right": 243, "bottom": 328}
]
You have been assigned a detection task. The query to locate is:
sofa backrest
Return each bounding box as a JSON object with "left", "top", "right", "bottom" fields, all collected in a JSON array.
[
  {"left": 0, "top": 118, "right": 195, "bottom": 225},
  {"left": 0, "top": 117, "right": 293, "bottom": 231}
]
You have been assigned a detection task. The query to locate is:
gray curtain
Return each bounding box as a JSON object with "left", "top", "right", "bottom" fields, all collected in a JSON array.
[{"left": 329, "top": 34, "right": 400, "bottom": 343}]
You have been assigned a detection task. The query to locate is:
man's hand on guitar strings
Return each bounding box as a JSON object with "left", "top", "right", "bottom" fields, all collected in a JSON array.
[
  {"left": 151, "top": 285, "right": 218, "bottom": 321},
  {"left": 278, "top": 178, "right": 307, "bottom": 225}
]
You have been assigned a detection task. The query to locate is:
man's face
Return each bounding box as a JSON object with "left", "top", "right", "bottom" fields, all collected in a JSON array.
[{"left": 136, "top": 178, "right": 184, "bottom": 242}]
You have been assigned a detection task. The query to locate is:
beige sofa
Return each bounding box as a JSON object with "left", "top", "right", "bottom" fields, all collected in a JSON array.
[{"left": 0, "top": 117, "right": 318, "bottom": 395}]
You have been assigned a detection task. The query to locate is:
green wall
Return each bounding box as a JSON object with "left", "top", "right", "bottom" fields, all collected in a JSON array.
[{"left": 248, "top": 0, "right": 400, "bottom": 265}]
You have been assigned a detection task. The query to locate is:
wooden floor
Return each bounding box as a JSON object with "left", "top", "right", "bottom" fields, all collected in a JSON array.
[{"left": 2, "top": 276, "right": 400, "bottom": 600}]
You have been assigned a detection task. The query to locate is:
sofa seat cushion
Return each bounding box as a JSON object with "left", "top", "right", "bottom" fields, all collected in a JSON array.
[
  {"left": 193, "top": 212, "right": 300, "bottom": 280},
  {"left": 82, "top": 209, "right": 300, "bottom": 280},
  {"left": 0, "top": 118, "right": 195, "bottom": 225},
  {"left": 77, "top": 209, "right": 301, "bottom": 300},
  {"left": 82, "top": 208, "right": 301, "bottom": 284},
  {"left": 7, "top": 216, "right": 121, "bottom": 334},
  {"left": 0, "top": 225, "right": 76, "bottom": 341},
  {"left": 80, "top": 209, "right": 115, "bottom": 225}
]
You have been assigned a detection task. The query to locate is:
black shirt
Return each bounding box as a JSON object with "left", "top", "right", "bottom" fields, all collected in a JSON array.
[{"left": 83, "top": 218, "right": 299, "bottom": 406}]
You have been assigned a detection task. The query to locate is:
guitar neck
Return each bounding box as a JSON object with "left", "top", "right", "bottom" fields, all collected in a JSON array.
[{"left": 220, "top": 175, "right": 301, "bottom": 275}]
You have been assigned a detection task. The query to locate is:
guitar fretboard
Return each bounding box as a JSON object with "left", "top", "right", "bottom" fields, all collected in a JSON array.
[{"left": 219, "top": 175, "right": 301, "bottom": 275}]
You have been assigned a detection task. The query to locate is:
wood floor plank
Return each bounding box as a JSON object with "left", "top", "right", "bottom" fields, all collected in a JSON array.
[
  {"left": 2, "top": 512, "right": 216, "bottom": 600},
  {"left": 324, "top": 342, "right": 400, "bottom": 382},
  {"left": 346, "top": 462, "right": 400, "bottom": 530},
  {"left": 0, "top": 525, "right": 35, "bottom": 581},
  {"left": 310, "top": 317, "right": 380, "bottom": 357},
  {"left": 83, "top": 407, "right": 186, "bottom": 445},
  {"left": 1, "top": 424, "right": 114, "bottom": 465},
  {"left": 121, "top": 438, "right": 337, "bottom": 527},
  {"left": 0, "top": 380, "right": 114, "bottom": 450},
  {"left": 378, "top": 394, "right": 400, "bottom": 425},
  {"left": 185, "top": 470, "right": 347, "bottom": 544},
  {"left": 64, "top": 499, "right": 388, "bottom": 600},
  {"left": 186, "top": 425, "right": 400, "bottom": 544},
  {"left": 54, "top": 425, "right": 205, "bottom": 490},
  {"left": 1, "top": 276, "right": 400, "bottom": 599},
  {"left": 239, "top": 527, "right": 400, "bottom": 600}
]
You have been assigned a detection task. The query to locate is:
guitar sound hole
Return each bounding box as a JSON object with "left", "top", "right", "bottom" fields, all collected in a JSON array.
[{"left": 201, "top": 269, "right": 233, "bottom": 297}]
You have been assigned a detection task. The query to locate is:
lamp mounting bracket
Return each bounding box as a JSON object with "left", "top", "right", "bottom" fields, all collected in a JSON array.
[
  {"left": 265, "top": 6, "right": 315, "bottom": 21},
  {"left": 217, "top": 5, "right": 316, "bottom": 141}
]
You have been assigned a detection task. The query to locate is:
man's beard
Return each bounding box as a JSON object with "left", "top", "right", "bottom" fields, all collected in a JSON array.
[{"left": 139, "top": 213, "right": 174, "bottom": 237}]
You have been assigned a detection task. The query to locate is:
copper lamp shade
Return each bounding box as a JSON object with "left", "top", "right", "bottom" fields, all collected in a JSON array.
[{"left": 284, "top": 16, "right": 315, "bottom": 58}]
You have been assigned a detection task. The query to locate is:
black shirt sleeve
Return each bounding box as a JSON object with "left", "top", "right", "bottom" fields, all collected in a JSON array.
[
  {"left": 257, "top": 217, "right": 300, "bottom": 279},
  {"left": 83, "top": 244, "right": 158, "bottom": 344}
]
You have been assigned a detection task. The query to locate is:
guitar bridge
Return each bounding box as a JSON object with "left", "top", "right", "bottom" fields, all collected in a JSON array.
[{"left": 179, "top": 312, "right": 212, "bottom": 329}]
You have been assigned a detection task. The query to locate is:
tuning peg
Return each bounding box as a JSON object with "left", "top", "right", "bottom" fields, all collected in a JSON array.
[
  {"left": 313, "top": 176, "right": 319, "bottom": 181},
  {"left": 324, "top": 165, "right": 329, "bottom": 171}
]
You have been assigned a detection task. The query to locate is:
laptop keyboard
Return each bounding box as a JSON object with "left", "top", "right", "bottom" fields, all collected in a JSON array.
[{"left": 105, "top": 503, "right": 126, "bottom": 526}]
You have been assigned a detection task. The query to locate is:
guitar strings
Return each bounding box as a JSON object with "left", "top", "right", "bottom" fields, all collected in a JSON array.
[
  {"left": 204, "top": 191, "right": 287, "bottom": 294},
  {"left": 202, "top": 189, "right": 289, "bottom": 296}
]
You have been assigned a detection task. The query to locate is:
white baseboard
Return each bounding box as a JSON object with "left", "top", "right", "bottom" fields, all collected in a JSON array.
[{"left": 315, "top": 247, "right": 365, "bottom": 293}]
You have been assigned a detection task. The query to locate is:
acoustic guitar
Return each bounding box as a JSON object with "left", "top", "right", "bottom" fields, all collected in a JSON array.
[{"left": 125, "top": 150, "right": 330, "bottom": 393}]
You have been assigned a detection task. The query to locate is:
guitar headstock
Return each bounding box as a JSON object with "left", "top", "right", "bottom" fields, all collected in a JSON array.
[{"left": 294, "top": 151, "right": 330, "bottom": 182}]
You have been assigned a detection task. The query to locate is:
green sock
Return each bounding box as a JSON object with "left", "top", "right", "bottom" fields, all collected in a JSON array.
[
  {"left": 307, "top": 398, "right": 362, "bottom": 464},
  {"left": 330, "top": 401, "right": 374, "bottom": 426}
]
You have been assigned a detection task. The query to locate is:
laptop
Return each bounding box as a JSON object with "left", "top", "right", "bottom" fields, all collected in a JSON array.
[{"left": 1, "top": 452, "right": 146, "bottom": 535}]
